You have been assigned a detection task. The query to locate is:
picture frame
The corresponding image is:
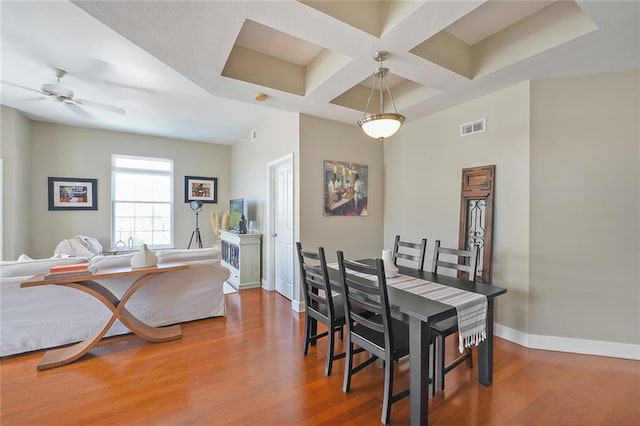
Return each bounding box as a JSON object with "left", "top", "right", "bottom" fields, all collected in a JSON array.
[
  {"left": 48, "top": 177, "right": 98, "bottom": 211},
  {"left": 323, "top": 160, "right": 368, "bottom": 216},
  {"left": 184, "top": 176, "right": 218, "bottom": 204}
]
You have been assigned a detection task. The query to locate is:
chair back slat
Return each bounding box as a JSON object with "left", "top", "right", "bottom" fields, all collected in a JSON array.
[
  {"left": 337, "top": 252, "right": 394, "bottom": 350},
  {"left": 351, "top": 312, "right": 385, "bottom": 334},
  {"left": 392, "top": 235, "right": 427, "bottom": 271},
  {"left": 432, "top": 240, "right": 479, "bottom": 282},
  {"left": 296, "top": 243, "right": 335, "bottom": 317}
]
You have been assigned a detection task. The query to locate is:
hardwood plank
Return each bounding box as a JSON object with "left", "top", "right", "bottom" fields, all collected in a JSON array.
[{"left": 1, "top": 289, "right": 638, "bottom": 425}]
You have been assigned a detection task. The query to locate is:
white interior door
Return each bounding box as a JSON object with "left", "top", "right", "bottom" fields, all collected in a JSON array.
[{"left": 274, "top": 160, "right": 294, "bottom": 299}]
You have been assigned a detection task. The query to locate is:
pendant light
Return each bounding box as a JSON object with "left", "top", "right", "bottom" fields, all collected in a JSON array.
[{"left": 357, "top": 51, "right": 406, "bottom": 141}]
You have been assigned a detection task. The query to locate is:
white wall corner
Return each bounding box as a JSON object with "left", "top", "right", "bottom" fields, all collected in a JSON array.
[
  {"left": 261, "top": 278, "right": 273, "bottom": 291},
  {"left": 495, "top": 323, "right": 640, "bottom": 360},
  {"left": 292, "top": 299, "right": 305, "bottom": 313}
]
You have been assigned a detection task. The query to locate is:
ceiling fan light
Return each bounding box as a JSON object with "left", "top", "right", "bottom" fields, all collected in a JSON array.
[
  {"left": 41, "top": 83, "right": 73, "bottom": 99},
  {"left": 358, "top": 113, "right": 405, "bottom": 140}
]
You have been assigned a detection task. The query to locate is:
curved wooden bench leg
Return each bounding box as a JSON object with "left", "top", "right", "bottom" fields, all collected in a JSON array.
[
  {"left": 37, "top": 316, "right": 118, "bottom": 370},
  {"left": 36, "top": 272, "right": 182, "bottom": 370}
]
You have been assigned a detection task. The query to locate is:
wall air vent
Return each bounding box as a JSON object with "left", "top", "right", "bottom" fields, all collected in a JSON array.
[{"left": 460, "top": 118, "right": 486, "bottom": 137}]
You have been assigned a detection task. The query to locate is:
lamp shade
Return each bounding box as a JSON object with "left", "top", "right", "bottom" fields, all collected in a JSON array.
[{"left": 358, "top": 113, "right": 406, "bottom": 140}]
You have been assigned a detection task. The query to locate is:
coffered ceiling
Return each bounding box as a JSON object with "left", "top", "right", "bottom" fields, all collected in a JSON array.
[{"left": 1, "top": 1, "right": 638, "bottom": 144}]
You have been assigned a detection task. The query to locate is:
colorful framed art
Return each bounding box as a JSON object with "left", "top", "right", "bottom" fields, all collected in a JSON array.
[
  {"left": 48, "top": 177, "right": 98, "bottom": 210},
  {"left": 184, "top": 176, "right": 218, "bottom": 204}
]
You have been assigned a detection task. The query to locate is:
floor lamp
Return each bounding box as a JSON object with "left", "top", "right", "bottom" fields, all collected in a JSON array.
[{"left": 188, "top": 200, "right": 203, "bottom": 249}]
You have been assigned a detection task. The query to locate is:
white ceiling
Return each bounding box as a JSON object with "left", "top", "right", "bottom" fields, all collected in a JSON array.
[{"left": 1, "top": 1, "right": 638, "bottom": 145}]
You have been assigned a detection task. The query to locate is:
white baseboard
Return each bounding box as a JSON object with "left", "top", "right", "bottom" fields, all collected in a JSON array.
[
  {"left": 261, "top": 278, "right": 272, "bottom": 291},
  {"left": 495, "top": 324, "right": 640, "bottom": 360},
  {"left": 223, "top": 282, "right": 237, "bottom": 294},
  {"left": 292, "top": 299, "right": 305, "bottom": 313}
]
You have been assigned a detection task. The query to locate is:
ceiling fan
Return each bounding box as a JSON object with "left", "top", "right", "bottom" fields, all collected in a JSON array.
[{"left": 2, "top": 68, "right": 126, "bottom": 115}]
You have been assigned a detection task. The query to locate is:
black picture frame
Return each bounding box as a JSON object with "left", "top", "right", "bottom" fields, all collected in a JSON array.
[
  {"left": 184, "top": 176, "right": 218, "bottom": 204},
  {"left": 48, "top": 177, "right": 98, "bottom": 211}
]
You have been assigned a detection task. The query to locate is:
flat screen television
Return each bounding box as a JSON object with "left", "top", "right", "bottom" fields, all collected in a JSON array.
[{"left": 229, "top": 198, "right": 245, "bottom": 230}]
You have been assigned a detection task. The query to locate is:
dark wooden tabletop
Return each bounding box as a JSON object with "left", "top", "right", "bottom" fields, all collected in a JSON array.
[{"left": 326, "top": 259, "right": 507, "bottom": 324}]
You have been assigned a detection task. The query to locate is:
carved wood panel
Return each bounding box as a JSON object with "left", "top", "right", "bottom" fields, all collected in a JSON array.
[{"left": 458, "top": 165, "right": 495, "bottom": 283}]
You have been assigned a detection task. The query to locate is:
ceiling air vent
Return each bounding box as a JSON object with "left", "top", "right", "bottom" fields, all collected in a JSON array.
[{"left": 460, "top": 118, "right": 486, "bottom": 137}]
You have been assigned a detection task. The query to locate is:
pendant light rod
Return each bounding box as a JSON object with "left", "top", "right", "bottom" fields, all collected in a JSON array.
[{"left": 357, "top": 51, "right": 406, "bottom": 141}]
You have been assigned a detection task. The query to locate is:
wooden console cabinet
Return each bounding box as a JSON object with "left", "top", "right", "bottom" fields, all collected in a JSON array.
[{"left": 220, "top": 230, "right": 262, "bottom": 290}]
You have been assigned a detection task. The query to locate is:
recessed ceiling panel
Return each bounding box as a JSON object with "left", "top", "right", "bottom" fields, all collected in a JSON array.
[
  {"left": 299, "top": 1, "right": 384, "bottom": 37},
  {"left": 446, "top": 0, "right": 553, "bottom": 45},
  {"left": 223, "top": 45, "right": 306, "bottom": 96},
  {"left": 235, "top": 20, "right": 323, "bottom": 66},
  {"left": 299, "top": 1, "right": 423, "bottom": 38},
  {"left": 223, "top": 19, "right": 350, "bottom": 97},
  {"left": 330, "top": 72, "right": 440, "bottom": 112},
  {"left": 411, "top": 1, "right": 598, "bottom": 79}
]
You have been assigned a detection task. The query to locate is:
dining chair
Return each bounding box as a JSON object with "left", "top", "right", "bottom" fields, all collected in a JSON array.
[
  {"left": 392, "top": 235, "right": 427, "bottom": 271},
  {"left": 430, "top": 240, "right": 479, "bottom": 392},
  {"left": 296, "top": 242, "right": 346, "bottom": 376},
  {"left": 337, "top": 251, "right": 411, "bottom": 425}
]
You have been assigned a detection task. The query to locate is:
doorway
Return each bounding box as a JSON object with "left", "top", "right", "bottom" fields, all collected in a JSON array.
[{"left": 266, "top": 153, "right": 294, "bottom": 301}]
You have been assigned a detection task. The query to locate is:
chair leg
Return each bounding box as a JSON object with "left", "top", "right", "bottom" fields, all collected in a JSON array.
[
  {"left": 466, "top": 347, "right": 473, "bottom": 368},
  {"left": 438, "top": 334, "right": 445, "bottom": 392},
  {"left": 325, "top": 325, "right": 335, "bottom": 376},
  {"left": 343, "top": 340, "right": 353, "bottom": 393},
  {"left": 381, "top": 355, "right": 394, "bottom": 425},
  {"left": 428, "top": 341, "right": 436, "bottom": 397},
  {"left": 303, "top": 315, "right": 311, "bottom": 356}
]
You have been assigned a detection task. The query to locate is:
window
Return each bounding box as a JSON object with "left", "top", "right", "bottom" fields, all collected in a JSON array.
[{"left": 112, "top": 154, "right": 173, "bottom": 249}]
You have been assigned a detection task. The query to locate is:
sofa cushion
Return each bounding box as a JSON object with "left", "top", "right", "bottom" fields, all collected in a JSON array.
[
  {"left": 156, "top": 247, "right": 221, "bottom": 263},
  {"left": 54, "top": 235, "right": 103, "bottom": 259},
  {"left": 90, "top": 253, "right": 135, "bottom": 271},
  {"left": 0, "top": 257, "right": 89, "bottom": 278}
]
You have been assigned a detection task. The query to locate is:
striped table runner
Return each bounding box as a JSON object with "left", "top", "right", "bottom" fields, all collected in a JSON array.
[
  {"left": 386, "top": 274, "right": 487, "bottom": 352},
  {"left": 332, "top": 263, "right": 487, "bottom": 352}
]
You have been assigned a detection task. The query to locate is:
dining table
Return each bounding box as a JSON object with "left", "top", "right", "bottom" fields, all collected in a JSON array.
[{"left": 325, "top": 259, "right": 507, "bottom": 426}]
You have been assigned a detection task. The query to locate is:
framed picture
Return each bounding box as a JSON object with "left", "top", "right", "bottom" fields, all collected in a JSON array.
[
  {"left": 185, "top": 176, "right": 218, "bottom": 203},
  {"left": 323, "top": 160, "right": 368, "bottom": 216},
  {"left": 48, "top": 177, "right": 98, "bottom": 210}
]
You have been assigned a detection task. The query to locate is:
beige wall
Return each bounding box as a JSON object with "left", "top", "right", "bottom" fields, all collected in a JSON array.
[
  {"left": 530, "top": 70, "right": 640, "bottom": 344},
  {"left": 383, "top": 82, "right": 531, "bottom": 331},
  {"left": 229, "top": 111, "right": 384, "bottom": 306},
  {"left": 3, "top": 70, "right": 638, "bottom": 351},
  {"left": 25, "top": 121, "right": 231, "bottom": 258},
  {"left": 230, "top": 108, "right": 300, "bottom": 225},
  {"left": 230, "top": 108, "right": 300, "bottom": 296},
  {"left": 299, "top": 114, "right": 385, "bottom": 262},
  {"left": 1, "top": 106, "right": 32, "bottom": 260}
]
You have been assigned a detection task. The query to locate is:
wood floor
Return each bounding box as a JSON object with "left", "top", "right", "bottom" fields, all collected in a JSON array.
[{"left": 1, "top": 288, "right": 638, "bottom": 425}]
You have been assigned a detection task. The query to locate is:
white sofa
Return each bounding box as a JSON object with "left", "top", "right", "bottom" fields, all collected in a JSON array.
[{"left": 0, "top": 248, "right": 230, "bottom": 357}]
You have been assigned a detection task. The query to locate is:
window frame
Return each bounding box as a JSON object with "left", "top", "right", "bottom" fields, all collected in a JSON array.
[{"left": 111, "top": 154, "right": 174, "bottom": 250}]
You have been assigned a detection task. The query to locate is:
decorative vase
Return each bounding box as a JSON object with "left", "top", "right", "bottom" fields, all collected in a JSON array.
[
  {"left": 381, "top": 249, "right": 399, "bottom": 278},
  {"left": 130, "top": 244, "right": 158, "bottom": 269}
]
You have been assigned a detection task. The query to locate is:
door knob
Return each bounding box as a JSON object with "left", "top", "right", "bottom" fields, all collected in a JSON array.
[{"left": 272, "top": 233, "right": 277, "bottom": 237}]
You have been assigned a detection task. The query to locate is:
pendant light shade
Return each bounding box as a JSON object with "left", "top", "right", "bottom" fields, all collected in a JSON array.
[
  {"left": 358, "top": 113, "right": 405, "bottom": 140},
  {"left": 357, "top": 51, "right": 405, "bottom": 141}
]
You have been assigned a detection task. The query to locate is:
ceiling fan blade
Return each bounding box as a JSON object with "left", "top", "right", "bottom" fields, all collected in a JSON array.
[
  {"left": 1, "top": 80, "right": 44, "bottom": 95},
  {"left": 64, "top": 102, "right": 92, "bottom": 118},
  {"left": 75, "top": 98, "right": 126, "bottom": 115}
]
